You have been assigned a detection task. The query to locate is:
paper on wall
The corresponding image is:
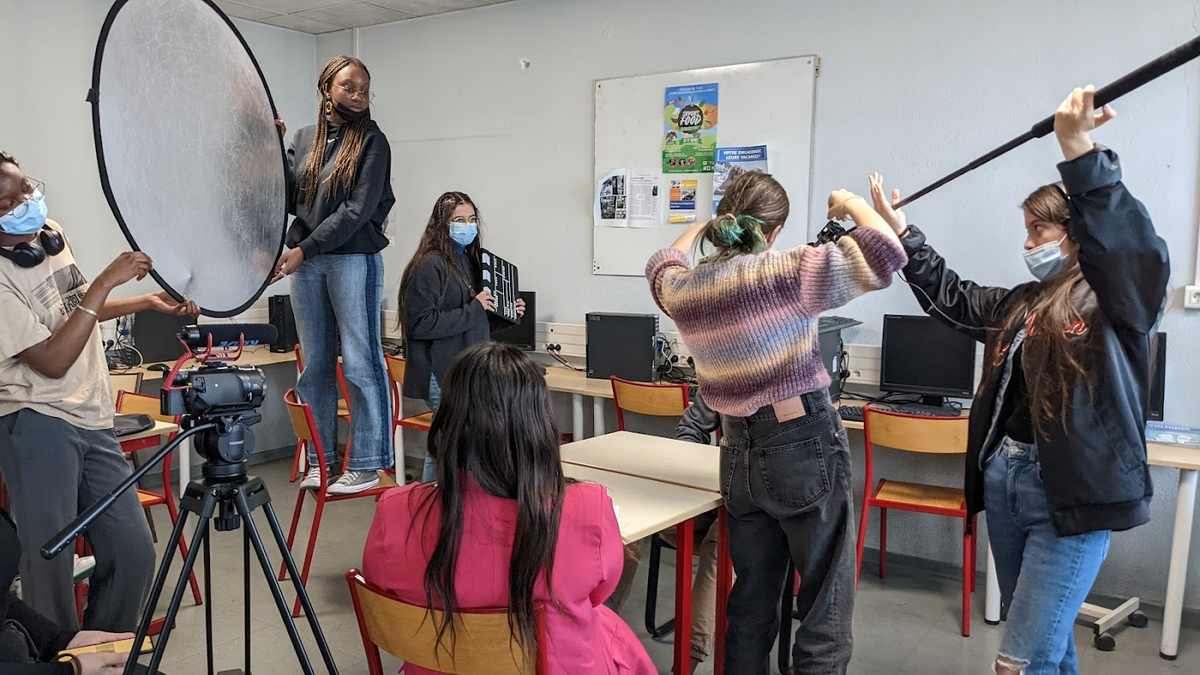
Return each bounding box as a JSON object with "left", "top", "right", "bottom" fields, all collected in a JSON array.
[
  {"left": 594, "top": 168, "right": 629, "bottom": 228},
  {"left": 628, "top": 169, "right": 661, "bottom": 229},
  {"left": 713, "top": 145, "right": 768, "bottom": 212}
]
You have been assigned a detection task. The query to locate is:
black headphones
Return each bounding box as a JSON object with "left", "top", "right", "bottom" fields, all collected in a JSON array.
[{"left": 0, "top": 225, "right": 66, "bottom": 268}]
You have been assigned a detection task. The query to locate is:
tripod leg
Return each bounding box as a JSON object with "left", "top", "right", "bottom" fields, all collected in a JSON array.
[
  {"left": 232, "top": 488, "right": 325, "bottom": 675},
  {"left": 205, "top": 528, "right": 214, "bottom": 675},
  {"left": 123, "top": 503, "right": 193, "bottom": 675},
  {"left": 145, "top": 510, "right": 213, "bottom": 675},
  {"left": 245, "top": 525, "right": 252, "bottom": 674}
]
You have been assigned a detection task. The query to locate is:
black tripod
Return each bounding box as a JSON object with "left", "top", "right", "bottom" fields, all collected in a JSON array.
[{"left": 44, "top": 416, "right": 340, "bottom": 675}]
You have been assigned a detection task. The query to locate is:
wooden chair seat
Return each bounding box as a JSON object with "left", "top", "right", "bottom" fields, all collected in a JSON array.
[
  {"left": 873, "top": 480, "right": 965, "bottom": 514},
  {"left": 398, "top": 412, "right": 433, "bottom": 432},
  {"left": 137, "top": 490, "right": 167, "bottom": 507}
]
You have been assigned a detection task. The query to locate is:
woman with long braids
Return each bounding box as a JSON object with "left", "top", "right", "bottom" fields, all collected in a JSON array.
[
  {"left": 275, "top": 56, "right": 396, "bottom": 495},
  {"left": 362, "top": 342, "right": 654, "bottom": 674},
  {"left": 870, "top": 86, "right": 1168, "bottom": 674}
]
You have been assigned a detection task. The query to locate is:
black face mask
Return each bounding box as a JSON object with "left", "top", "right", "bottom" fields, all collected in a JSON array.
[{"left": 333, "top": 101, "right": 368, "bottom": 123}]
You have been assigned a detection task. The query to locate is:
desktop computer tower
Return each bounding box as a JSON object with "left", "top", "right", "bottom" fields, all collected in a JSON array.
[
  {"left": 129, "top": 311, "right": 191, "bottom": 363},
  {"left": 586, "top": 312, "right": 659, "bottom": 382},
  {"left": 818, "top": 316, "right": 860, "bottom": 400},
  {"left": 268, "top": 295, "right": 299, "bottom": 354}
]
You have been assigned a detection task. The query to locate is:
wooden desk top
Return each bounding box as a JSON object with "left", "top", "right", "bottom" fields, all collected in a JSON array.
[
  {"left": 119, "top": 420, "right": 179, "bottom": 443},
  {"left": 543, "top": 367, "right": 615, "bottom": 399},
  {"left": 833, "top": 401, "right": 1200, "bottom": 471},
  {"left": 562, "top": 464, "right": 721, "bottom": 543},
  {"left": 132, "top": 347, "right": 299, "bottom": 381},
  {"left": 562, "top": 431, "right": 719, "bottom": 493}
]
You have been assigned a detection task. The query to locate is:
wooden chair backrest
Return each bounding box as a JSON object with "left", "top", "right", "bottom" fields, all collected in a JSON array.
[
  {"left": 610, "top": 377, "right": 690, "bottom": 425},
  {"left": 346, "top": 570, "right": 545, "bottom": 675},
  {"left": 115, "top": 391, "right": 176, "bottom": 426},
  {"left": 384, "top": 354, "right": 405, "bottom": 388},
  {"left": 284, "top": 389, "right": 316, "bottom": 444},
  {"left": 863, "top": 407, "right": 969, "bottom": 454},
  {"left": 109, "top": 372, "right": 144, "bottom": 405}
]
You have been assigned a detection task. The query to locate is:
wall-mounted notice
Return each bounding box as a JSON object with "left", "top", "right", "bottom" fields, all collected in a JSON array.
[
  {"left": 669, "top": 179, "right": 698, "bottom": 212},
  {"left": 594, "top": 169, "right": 628, "bottom": 228},
  {"left": 628, "top": 169, "right": 662, "bottom": 229},
  {"left": 713, "top": 145, "right": 768, "bottom": 212},
  {"left": 663, "top": 83, "right": 719, "bottom": 174}
]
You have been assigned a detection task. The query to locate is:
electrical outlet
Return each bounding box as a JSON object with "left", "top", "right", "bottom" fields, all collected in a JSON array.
[{"left": 1186, "top": 285, "right": 1200, "bottom": 309}]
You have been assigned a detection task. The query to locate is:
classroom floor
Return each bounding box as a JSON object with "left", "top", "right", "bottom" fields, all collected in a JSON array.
[{"left": 138, "top": 458, "right": 1197, "bottom": 675}]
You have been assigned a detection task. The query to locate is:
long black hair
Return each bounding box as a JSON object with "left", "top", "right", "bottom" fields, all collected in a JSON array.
[
  {"left": 415, "top": 341, "right": 567, "bottom": 662},
  {"left": 397, "top": 191, "right": 483, "bottom": 330}
]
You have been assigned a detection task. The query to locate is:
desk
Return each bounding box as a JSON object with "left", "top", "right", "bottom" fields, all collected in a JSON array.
[
  {"left": 543, "top": 367, "right": 614, "bottom": 441},
  {"left": 561, "top": 432, "right": 733, "bottom": 674},
  {"left": 838, "top": 402, "right": 1200, "bottom": 659},
  {"left": 562, "top": 463, "right": 721, "bottom": 675},
  {"left": 118, "top": 420, "right": 179, "bottom": 449},
  {"left": 133, "top": 347, "right": 298, "bottom": 381}
]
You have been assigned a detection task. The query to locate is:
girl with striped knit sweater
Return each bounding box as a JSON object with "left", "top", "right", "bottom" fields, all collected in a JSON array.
[{"left": 645, "top": 172, "right": 907, "bottom": 674}]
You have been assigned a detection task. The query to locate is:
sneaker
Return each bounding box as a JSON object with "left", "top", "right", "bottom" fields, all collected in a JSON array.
[
  {"left": 299, "top": 467, "right": 325, "bottom": 491},
  {"left": 73, "top": 554, "right": 96, "bottom": 582},
  {"left": 326, "top": 470, "right": 380, "bottom": 495}
]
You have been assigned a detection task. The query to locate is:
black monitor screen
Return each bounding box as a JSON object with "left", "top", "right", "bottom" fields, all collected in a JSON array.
[
  {"left": 880, "top": 315, "right": 976, "bottom": 399},
  {"left": 1148, "top": 332, "right": 1166, "bottom": 422},
  {"left": 492, "top": 291, "right": 536, "bottom": 351}
]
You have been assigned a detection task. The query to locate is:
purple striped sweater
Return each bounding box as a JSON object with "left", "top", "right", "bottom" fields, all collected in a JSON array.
[{"left": 646, "top": 227, "right": 908, "bottom": 417}]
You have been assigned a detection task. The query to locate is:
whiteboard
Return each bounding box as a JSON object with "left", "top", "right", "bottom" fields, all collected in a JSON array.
[{"left": 593, "top": 56, "right": 817, "bottom": 277}]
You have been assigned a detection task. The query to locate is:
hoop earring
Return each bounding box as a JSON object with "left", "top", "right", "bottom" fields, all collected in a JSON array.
[{"left": 324, "top": 99, "right": 332, "bottom": 115}]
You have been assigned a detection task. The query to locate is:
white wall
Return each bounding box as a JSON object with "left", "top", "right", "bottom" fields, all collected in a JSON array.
[{"left": 349, "top": 0, "right": 1200, "bottom": 609}]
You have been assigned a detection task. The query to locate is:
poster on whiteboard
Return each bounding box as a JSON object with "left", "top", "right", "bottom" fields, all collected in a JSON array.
[
  {"left": 594, "top": 169, "right": 628, "bottom": 227},
  {"left": 713, "top": 145, "right": 768, "bottom": 212},
  {"left": 663, "top": 83, "right": 719, "bottom": 174}
]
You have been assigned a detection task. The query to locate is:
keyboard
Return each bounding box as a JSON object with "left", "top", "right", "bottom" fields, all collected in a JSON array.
[
  {"left": 478, "top": 248, "right": 520, "bottom": 325},
  {"left": 839, "top": 406, "right": 864, "bottom": 422},
  {"left": 819, "top": 315, "right": 862, "bottom": 334},
  {"left": 893, "top": 404, "right": 961, "bottom": 418}
]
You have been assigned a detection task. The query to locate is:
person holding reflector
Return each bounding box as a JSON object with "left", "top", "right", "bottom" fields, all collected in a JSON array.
[{"left": 0, "top": 151, "right": 198, "bottom": 632}]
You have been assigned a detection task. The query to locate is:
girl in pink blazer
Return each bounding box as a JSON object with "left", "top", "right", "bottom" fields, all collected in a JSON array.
[{"left": 362, "top": 342, "right": 655, "bottom": 674}]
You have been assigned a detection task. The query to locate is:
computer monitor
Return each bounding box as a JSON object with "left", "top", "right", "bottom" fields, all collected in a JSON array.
[
  {"left": 1148, "top": 332, "right": 1166, "bottom": 422},
  {"left": 879, "top": 314, "right": 976, "bottom": 408},
  {"left": 491, "top": 291, "right": 536, "bottom": 351}
]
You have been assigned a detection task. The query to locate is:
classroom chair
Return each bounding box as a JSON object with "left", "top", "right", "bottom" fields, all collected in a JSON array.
[
  {"left": 280, "top": 390, "right": 397, "bottom": 616},
  {"left": 115, "top": 391, "right": 204, "bottom": 606},
  {"left": 346, "top": 569, "right": 548, "bottom": 675},
  {"left": 384, "top": 354, "right": 434, "bottom": 477},
  {"left": 108, "top": 371, "right": 143, "bottom": 404},
  {"left": 289, "top": 343, "right": 354, "bottom": 481},
  {"left": 609, "top": 376, "right": 693, "bottom": 638},
  {"left": 856, "top": 406, "right": 975, "bottom": 636}
]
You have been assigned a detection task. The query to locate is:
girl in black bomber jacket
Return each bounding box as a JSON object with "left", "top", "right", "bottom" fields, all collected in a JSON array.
[{"left": 871, "top": 86, "right": 1168, "bottom": 675}]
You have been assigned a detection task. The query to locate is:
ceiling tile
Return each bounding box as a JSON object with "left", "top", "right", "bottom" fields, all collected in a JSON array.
[
  {"left": 299, "top": 2, "right": 411, "bottom": 28},
  {"left": 213, "top": 1, "right": 279, "bottom": 21},
  {"left": 368, "top": 0, "right": 494, "bottom": 17},
  {"left": 234, "top": 0, "right": 343, "bottom": 12},
  {"left": 260, "top": 12, "right": 343, "bottom": 33}
]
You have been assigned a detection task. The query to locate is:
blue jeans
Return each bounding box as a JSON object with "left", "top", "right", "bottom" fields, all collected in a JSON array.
[
  {"left": 291, "top": 252, "right": 392, "bottom": 472},
  {"left": 420, "top": 374, "right": 441, "bottom": 482},
  {"left": 985, "top": 437, "right": 1110, "bottom": 674}
]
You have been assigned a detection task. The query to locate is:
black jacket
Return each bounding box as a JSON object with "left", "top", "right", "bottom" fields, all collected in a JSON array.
[
  {"left": 1, "top": 509, "right": 74, "bottom": 674},
  {"left": 401, "top": 253, "right": 506, "bottom": 399},
  {"left": 676, "top": 390, "right": 720, "bottom": 444},
  {"left": 901, "top": 146, "right": 1169, "bottom": 536},
  {"left": 285, "top": 120, "right": 395, "bottom": 258}
]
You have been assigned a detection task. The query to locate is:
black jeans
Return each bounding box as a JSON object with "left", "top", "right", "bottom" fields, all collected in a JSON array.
[{"left": 720, "top": 391, "right": 856, "bottom": 675}]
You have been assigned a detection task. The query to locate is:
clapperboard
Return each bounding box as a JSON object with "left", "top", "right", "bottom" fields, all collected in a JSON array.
[{"left": 478, "top": 248, "right": 520, "bottom": 325}]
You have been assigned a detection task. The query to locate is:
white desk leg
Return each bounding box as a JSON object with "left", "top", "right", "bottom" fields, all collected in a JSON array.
[
  {"left": 178, "top": 437, "right": 192, "bottom": 498},
  {"left": 1161, "top": 468, "right": 1198, "bottom": 660},
  {"left": 593, "top": 397, "right": 605, "bottom": 437},
  {"left": 985, "top": 543, "right": 1000, "bottom": 625},
  {"left": 572, "top": 394, "right": 584, "bottom": 442}
]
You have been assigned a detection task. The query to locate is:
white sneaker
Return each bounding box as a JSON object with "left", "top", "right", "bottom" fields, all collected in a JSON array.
[
  {"left": 73, "top": 554, "right": 96, "bottom": 582},
  {"left": 326, "top": 470, "right": 380, "bottom": 495},
  {"left": 299, "top": 467, "right": 325, "bottom": 491}
]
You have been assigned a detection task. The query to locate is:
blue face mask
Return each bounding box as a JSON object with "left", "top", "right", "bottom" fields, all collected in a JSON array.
[
  {"left": 449, "top": 222, "right": 478, "bottom": 247},
  {"left": 0, "top": 189, "right": 48, "bottom": 236},
  {"left": 1023, "top": 236, "right": 1068, "bottom": 281}
]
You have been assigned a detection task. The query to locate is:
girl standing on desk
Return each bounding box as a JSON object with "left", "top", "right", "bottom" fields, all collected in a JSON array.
[
  {"left": 646, "top": 171, "right": 907, "bottom": 673},
  {"left": 274, "top": 56, "right": 396, "bottom": 496},
  {"left": 398, "top": 192, "right": 523, "bottom": 482},
  {"left": 870, "top": 86, "right": 1168, "bottom": 675}
]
